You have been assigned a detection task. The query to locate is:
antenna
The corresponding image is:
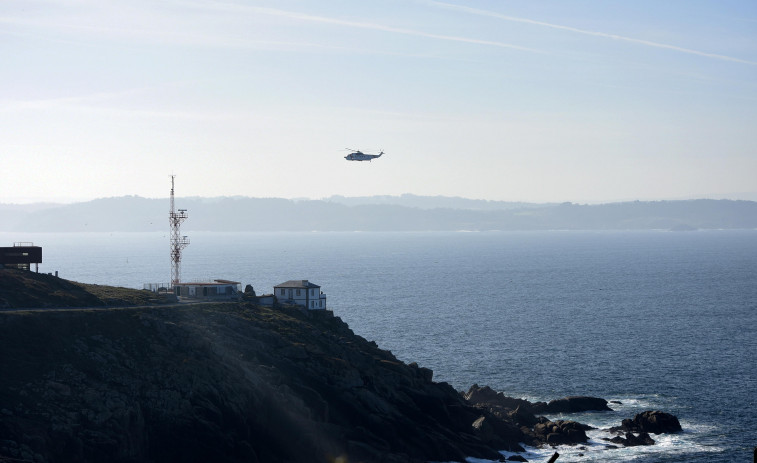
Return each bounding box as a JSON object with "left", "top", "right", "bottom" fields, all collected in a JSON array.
[{"left": 169, "top": 175, "right": 189, "bottom": 287}]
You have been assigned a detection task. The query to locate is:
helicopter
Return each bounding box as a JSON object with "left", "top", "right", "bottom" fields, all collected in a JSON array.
[{"left": 344, "top": 148, "right": 384, "bottom": 162}]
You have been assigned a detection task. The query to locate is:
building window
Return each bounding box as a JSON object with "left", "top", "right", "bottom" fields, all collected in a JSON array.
[
  {"left": 319, "top": 300, "right": 322, "bottom": 307},
  {"left": 296, "top": 289, "right": 301, "bottom": 296},
  {"left": 311, "top": 301, "right": 314, "bottom": 308},
  {"left": 280, "top": 289, "right": 285, "bottom": 296}
]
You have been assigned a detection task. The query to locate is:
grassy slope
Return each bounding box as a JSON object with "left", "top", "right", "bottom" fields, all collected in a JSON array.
[{"left": 0, "top": 269, "right": 170, "bottom": 308}]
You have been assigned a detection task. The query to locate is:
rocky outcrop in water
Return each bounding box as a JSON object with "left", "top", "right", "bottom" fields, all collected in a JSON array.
[
  {"left": 601, "top": 410, "right": 682, "bottom": 448},
  {"left": 463, "top": 384, "right": 611, "bottom": 415},
  {"left": 533, "top": 396, "right": 612, "bottom": 414},
  {"left": 611, "top": 410, "right": 683, "bottom": 434},
  {"left": 604, "top": 432, "right": 656, "bottom": 447},
  {"left": 462, "top": 385, "right": 604, "bottom": 446},
  {"left": 464, "top": 384, "right": 535, "bottom": 412},
  {"left": 530, "top": 419, "right": 591, "bottom": 445}
]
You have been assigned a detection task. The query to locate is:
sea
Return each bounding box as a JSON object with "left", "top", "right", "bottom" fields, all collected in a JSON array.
[{"left": 3, "top": 229, "right": 755, "bottom": 462}]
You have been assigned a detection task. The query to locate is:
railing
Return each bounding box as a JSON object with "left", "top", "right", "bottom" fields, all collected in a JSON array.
[{"left": 143, "top": 283, "right": 171, "bottom": 293}]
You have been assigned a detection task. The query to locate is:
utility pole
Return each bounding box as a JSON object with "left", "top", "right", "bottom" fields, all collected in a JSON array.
[{"left": 169, "top": 175, "right": 189, "bottom": 288}]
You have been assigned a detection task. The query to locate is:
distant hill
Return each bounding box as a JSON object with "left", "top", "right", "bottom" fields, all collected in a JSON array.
[
  {"left": 1, "top": 195, "right": 756, "bottom": 232},
  {"left": 323, "top": 194, "right": 548, "bottom": 210}
]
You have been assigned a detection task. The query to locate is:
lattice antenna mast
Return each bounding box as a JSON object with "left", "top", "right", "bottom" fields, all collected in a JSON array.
[{"left": 169, "top": 175, "right": 189, "bottom": 287}]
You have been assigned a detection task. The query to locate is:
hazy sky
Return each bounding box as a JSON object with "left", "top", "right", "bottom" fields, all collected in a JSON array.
[{"left": 2, "top": 0, "right": 756, "bottom": 204}]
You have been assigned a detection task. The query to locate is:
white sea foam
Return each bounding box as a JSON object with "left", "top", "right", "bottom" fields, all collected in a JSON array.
[
  {"left": 492, "top": 435, "right": 723, "bottom": 463},
  {"left": 486, "top": 410, "right": 724, "bottom": 463}
]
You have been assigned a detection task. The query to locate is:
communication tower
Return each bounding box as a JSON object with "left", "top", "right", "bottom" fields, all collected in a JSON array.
[{"left": 169, "top": 175, "right": 189, "bottom": 287}]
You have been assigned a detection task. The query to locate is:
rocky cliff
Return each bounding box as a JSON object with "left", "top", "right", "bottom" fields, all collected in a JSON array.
[
  {"left": 0, "top": 300, "right": 527, "bottom": 463},
  {"left": 0, "top": 272, "right": 682, "bottom": 462}
]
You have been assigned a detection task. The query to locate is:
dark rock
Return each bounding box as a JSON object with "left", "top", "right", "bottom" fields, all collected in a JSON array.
[
  {"left": 507, "top": 455, "right": 528, "bottom": 461},
  {"left": 533, "top": 396, "right": 612, "bottom": 414},
  {"left": 529, "top": 419, "right": 589, "bottom": 445},
  {"left": 408, "top": 362, "right": 434, "bottom": 382},
  {"left": 612, "top": 410, "right": 682, "bottom": 434},
  {"left": 470, "top": 414, "right": 525, "bottom": 452},
  {"left": 507, "top": 405, "right": 539, "bottom": 427},
  {"left": 632, "top": 432, "right": 656, "bottom": 446},
  {"left": 462, "top": 386, "right": 605, "bottom": 448},
  {"left": 603, "top": 432, "right": 655, "bottom": 447},
  {"left": 464, "top": 384, "right": 535, "bottom": 413},
  {"left": 462, "top": 387, "right": 612, "bottom": 419},
  {"left": 472, "top": 415, "right": 496, "bottom": 442}
]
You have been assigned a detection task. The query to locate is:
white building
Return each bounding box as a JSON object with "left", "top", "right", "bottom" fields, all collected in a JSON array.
[{"left": 274, "top": 280, "right": 327, "bottom": 310}]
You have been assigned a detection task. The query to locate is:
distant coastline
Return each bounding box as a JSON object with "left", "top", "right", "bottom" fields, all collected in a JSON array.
[{"left": 1, "top": 195, "right": 756, "bottom": 232}]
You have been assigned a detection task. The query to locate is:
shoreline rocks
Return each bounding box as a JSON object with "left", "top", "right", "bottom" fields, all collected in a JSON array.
[
  {"left": 533, "top": 396, "right": 612, "bottom": 414},
  {"left": 601, "top": 411, "right": 682, "bottom": 448},
  {"left": 463, "top": 384, "right": 612, "bottom": 415},
  {"left": 604, "top": 432, "right": 656, "bottom": 447},
  {"left": 462, "top": 385, "right": 604, "bottom": 447},
  {"left": 611, "top": 410, "right": 683, "bottom": 435},
  {"left": 462, "top": 385, "right": 684, "bottom": 451}
]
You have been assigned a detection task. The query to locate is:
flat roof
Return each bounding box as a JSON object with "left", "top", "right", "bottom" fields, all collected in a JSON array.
[
  {"left": 274, "top": 280, "right": 320, "bottom": 289},
  {"left": 176, "top": 280, "right": 241, "bottom": 286}
]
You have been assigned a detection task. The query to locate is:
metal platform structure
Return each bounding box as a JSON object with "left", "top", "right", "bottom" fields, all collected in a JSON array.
[{"left": 169, "top": 175, "right": 189, "bottom": 288}]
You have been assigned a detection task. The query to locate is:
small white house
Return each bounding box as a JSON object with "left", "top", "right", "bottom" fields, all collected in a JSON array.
[
  {"left": 174, "top": 279, "right": 241, "bottom": 300},
  {"left": 274, "top": 280, "right": 327, "bottom": 310}
]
